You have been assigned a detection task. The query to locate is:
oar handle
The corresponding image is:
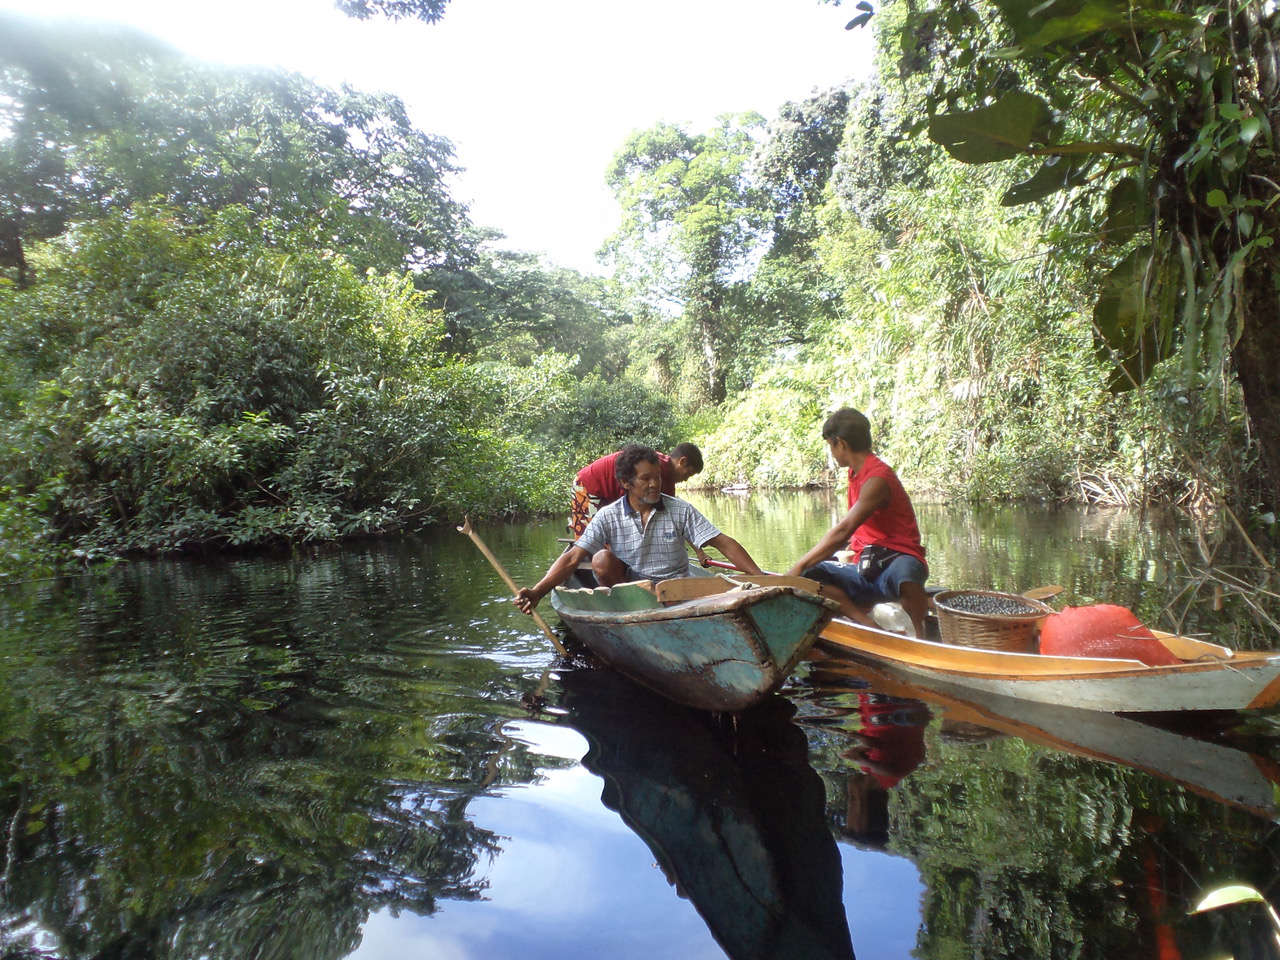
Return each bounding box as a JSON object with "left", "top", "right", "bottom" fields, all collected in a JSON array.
[
  {"left": 1022, "top": 584, "right": 1064, "bottom": 603},
  {"left": 695, "top": 556, "right": 780, "bottom": 576},
  {"left": 457, "top": 517, "right": 567, "bottom": 655}
]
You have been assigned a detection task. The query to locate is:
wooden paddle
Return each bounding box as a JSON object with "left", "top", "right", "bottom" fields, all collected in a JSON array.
[
  {"left": 700, "top": 554, "right": 1065, "bottom": 607},
  {"left": 1022, "top": 585, "right": 1065, "bottom": 603},
  {"left": 457, "top": 516, "right": 568, "bottom": 656}
]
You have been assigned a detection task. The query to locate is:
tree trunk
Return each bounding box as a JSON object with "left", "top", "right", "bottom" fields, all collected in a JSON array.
[
  {"left": 1234, "top": 277, "right": 1280, "bottom": 510},
  {"left": 687, "top": 278, "right": 726, "bottom": 404}
]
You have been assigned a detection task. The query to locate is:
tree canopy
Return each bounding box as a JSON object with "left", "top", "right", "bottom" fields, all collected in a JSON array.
[{"left": 884, "top": 0, "right": 1280, "bottom": 504}]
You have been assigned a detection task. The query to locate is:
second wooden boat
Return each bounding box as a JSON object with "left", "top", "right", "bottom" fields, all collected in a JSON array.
[{"left": 818, "top": 617, "right": 1280, "bottom": 713}]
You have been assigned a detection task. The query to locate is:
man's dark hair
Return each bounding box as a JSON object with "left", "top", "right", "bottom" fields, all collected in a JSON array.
[
  {"left": 615, "top": 444, "right": 660, "bottom": 485},
  {"left": 822, "top": 408, "right": 872, "bottom": 452},
  {"left": 670, "top": 442, "right": 703, "bottom": 473}
]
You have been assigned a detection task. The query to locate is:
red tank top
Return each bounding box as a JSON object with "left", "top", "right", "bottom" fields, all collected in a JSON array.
[{"left": 847, "top": 454, "right": 925, "bottom": 562}]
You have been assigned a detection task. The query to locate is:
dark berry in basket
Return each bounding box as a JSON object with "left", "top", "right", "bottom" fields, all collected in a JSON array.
[{"left": 942, "top": 593, "right": 1042, "bottom": 616}]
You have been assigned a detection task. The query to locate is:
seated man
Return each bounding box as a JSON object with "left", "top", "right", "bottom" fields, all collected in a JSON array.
[
  {"left": 784, "top": 408, "right": 929, "bottom": 637},
  {"left": 517, "top": 444, "right": 761, "bottom": 614},
  {"left": 569, "top": 442, "right": 703, "bottom": 538}
]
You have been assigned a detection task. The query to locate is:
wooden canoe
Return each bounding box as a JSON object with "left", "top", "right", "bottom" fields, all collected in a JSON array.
[
  {"left": 817, "top": 616, "right": 1280, "bottom": 713},
  {"left": 550, "top": 573, "right": 838, "bottom": 712}
]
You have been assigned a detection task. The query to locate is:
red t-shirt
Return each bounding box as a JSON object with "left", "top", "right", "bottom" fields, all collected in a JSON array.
[
  {"left": 847, "top": 454, "right": 925, "bottom": 562},
  {"left": 576, "top": 451, "right": 675, "bottom": 504}
]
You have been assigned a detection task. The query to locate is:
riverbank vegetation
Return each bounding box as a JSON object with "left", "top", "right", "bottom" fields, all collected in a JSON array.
[{"left": 2, "top": 2, "right": 1277, "bottom": 576}]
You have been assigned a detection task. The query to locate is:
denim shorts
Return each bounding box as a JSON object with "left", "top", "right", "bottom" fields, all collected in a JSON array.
[{"left": 804, "top": 553, "right": 928, "bottom": 605}]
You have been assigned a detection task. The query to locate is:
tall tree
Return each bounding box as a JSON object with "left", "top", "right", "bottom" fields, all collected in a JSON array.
[
  {"left": 605, "top": 115, "right": 768, "bottom": 404},
  {"left": 0, "top": 15, "right": 473, "bottom": 284},
  {"left": 861, "top": 0, "right": 1280, "bottom": 506}
]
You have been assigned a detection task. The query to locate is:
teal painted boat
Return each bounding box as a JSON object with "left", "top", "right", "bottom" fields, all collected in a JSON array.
[{"left": 550, "top": 570, "right": 838, "bottom": 712}]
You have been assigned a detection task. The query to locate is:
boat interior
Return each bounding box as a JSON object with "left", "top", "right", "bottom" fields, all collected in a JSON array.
[{"left": 556, "top": 570, "right": 827, "bottom": 612}]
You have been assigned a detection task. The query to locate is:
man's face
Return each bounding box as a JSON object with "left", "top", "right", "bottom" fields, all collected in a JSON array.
[
  {"left": 626, "top": 459, "right": 664, "bottom": 505},
  {"left": 671, "top": 457, "right": 700, "bottom": 483},
  {"left": 827, "top": 437, "right": 855, "bottom": 469}
]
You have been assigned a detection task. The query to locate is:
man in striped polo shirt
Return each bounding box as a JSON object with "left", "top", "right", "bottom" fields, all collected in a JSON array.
[{"left": 515, "top": 444, "right": 762, "bottom": 614}]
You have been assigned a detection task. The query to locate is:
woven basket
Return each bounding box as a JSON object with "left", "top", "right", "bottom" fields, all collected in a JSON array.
[{"left": 933, "top": 590, "right": 1054, "bottom": 652}]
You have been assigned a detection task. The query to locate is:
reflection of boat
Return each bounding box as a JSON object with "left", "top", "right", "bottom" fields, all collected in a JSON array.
[
  {"left": 558, "top": 667, "right": 856, "bottom": 960},
  {"left": 806, "top": 658, "right": 1280, "bottom": 820},
  {"left": 817, "top": 617, "right": 1280, "bottom": 712},
  {"left": 550, "top": 574, "right": 837, "bottom": 712}
]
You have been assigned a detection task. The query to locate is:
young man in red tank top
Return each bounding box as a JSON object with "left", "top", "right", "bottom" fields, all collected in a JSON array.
[{"left": 785, "top": 408, "right": 930, "bottom": 637}]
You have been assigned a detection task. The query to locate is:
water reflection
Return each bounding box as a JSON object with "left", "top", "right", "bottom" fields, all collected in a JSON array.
[
  {"left": 2, "top": 495, "right": 1280, "bottom": 959},
  {"left": 558, "top": 667, "right": 856, "bottom": 960},
  {"left": 798, "top": 657, "right": 1280, "bottom": 959},
  {"left": 0, "top": 537, "right": 559, "bottom": 960}
]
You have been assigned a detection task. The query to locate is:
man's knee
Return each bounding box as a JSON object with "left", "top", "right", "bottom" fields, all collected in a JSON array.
[{"left": 591, "top": 548, "right": 627, "bottom": 586}]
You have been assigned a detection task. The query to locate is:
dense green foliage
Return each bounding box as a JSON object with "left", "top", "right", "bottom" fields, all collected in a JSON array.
[
  {"left": 2, "top": 207, "right": 559, "bottom": 558},
  {"left": 4, "top": 1, "right": 1278, "bottom": 575},
  {"left": 0, "top": 16, "right": 676, "bottom": 572},
  {"left": 604, "top": 1, "right": 1270, "bottom": 534},
  {"left": 896, "top": 0, "right": 1280, "bottom": 508}
]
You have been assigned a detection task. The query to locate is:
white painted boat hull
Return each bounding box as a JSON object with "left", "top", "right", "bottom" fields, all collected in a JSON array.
[{"left": 819, "top": 618, "right": 1280, "bottom": 713}]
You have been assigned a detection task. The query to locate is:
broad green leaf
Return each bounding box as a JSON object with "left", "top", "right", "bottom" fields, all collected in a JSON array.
[
  {"left": 1001, "top": 155, "right": 1088, "bottom": 205},
  {"left": 1093, "top": 245, "right": 1176, "bottom": 390},
  {"left": 1103, "top": 178, "right": 1150, "bottom": 244},
  {"left": 1240, "top": 116, "right": 1264, "bottom": 144},
  {"left": 929, "top": 91, "right": 1054, "bottom": 163},
  {"left": 1093, "top": 246, "right": 1152, "bottom": 354},
  {"left": 994, "top": 0, "right": 1197, "bottom": 47},
  {"left": 1206, "top": 189, "right": 1228, "bottom": 208}
]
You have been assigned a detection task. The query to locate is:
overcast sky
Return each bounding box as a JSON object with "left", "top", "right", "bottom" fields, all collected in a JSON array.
[{"left": 2, "top": 0, "right": 877, "bottom": 272}]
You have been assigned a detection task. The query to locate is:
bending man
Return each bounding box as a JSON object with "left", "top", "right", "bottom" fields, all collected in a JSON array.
[
  {"left": 517, "top": 444, "right": 761, "bottom": 614},
  {"left": 569, "top": 442, "right": 703, "bottom": 537},
  {"left": 785, "top": 408, "right": 929, "bottom": 637}
]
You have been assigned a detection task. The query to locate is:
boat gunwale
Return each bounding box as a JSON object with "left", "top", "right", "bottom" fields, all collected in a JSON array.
[
  {"left": 551, "top": 582, "right": 836, "bottom": 626},
  {"left": 819, "top": 617, "right": 1280, "bottom": 682}
]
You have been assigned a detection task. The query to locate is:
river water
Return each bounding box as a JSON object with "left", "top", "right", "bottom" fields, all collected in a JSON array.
[{"left": 1, "top": 492, "right": 1278, "bottom": 959}]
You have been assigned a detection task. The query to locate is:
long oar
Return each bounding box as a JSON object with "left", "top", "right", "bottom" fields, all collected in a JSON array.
[{"left": 457, "top": 516, "right": 567, "bottom": 656}]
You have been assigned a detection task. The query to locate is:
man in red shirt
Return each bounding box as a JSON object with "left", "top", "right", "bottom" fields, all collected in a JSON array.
[
  {"left": 569, "top": 442, "right": 703, "bottom": 537},
  {"left": 785, "top": 408, "right": 929, "bottom": 637}
]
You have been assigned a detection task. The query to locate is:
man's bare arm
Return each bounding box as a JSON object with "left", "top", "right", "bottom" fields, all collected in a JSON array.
[
  {"left": 703, "top": 533, "right": 763, "bottom": 575},
  {"left": 784, "top": 475, "right": 890, "bottom": 577},
  {"left": 515, "top": 546, "right": 590, "bottom": 614}
]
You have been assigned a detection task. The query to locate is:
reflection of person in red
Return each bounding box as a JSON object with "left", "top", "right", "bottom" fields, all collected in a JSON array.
[
  {"left": 840, "top": 691, "right": 929, "bottom": 849},
  {"left": 844, "top": 691, "right": 929, "bottom": 789}
]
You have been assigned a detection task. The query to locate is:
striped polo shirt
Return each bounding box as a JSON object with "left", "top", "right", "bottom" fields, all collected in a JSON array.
[{"left": 575, "top": 494, "right": 721, "bottom": 582}]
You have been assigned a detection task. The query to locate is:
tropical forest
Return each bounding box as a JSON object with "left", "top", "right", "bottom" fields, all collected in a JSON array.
[
  {"left": 3, "top": 0, "right": 1276, "bottom": 580},
  {"left": 5, "top": 4, "right": 1280, "bottom": 960}
]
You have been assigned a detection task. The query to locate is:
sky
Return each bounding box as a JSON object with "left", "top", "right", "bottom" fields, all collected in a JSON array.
[{"left": 1, "top": 0, "right": 877, "bottom": 273}]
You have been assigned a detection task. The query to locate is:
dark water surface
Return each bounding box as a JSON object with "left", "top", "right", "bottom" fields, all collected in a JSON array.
[{"left": 2, "top": 493, "right": 1279, "bottom": 959}]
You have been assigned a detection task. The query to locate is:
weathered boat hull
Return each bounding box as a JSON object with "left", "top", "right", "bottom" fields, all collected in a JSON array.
[
  {"left": 551, "top": 579, "right": 836, "bottom": 712},
  {"left": 818, "top": 618, "right": 1280, "bottom": 713}
]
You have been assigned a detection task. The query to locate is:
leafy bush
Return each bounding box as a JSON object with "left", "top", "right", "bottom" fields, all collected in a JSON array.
[{"left": 0, "top": 207, "right": 557, "bottom": 560}]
